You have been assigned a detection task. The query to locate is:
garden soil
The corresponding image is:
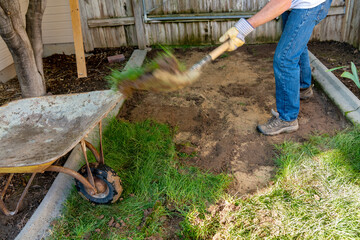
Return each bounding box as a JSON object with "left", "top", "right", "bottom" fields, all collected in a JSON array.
[
  {"left": 0, "top": 42, "right": 354, "bottom": 240},
  {"left": 119, "top": 44, "right": 350, "bottom": 196},
  {"left": 308, "top": 41, "right": 360, "bottom": 99}
]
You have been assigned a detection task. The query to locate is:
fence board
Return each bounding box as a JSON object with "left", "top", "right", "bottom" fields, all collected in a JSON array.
[
  {"left": 312, "top": 15, "right": 344, "bottom": 42},
  {"left": 344, "top": 0, "right": 360, "bottom": 49},
  {"left": 79, "top": 0, "right": 133, "bottom": 51},
  {"left": 78, "top": 0, "right": 356, "bottom": 50},
  {"left": 132, "top": 0, "right": 148, "bottom": 49}
]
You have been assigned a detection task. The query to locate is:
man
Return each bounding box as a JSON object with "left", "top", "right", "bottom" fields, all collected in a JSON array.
[{"left": 220, "top": 0, "right": 333, "bottom": 135}]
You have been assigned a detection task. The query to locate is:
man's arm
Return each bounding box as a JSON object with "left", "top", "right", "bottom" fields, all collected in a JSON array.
[
  {"left": 247, "top": 0, "right": 292, "bottom": 28},
  {"left": 219, "top": 0, "right": 292, "bottom": 51}
]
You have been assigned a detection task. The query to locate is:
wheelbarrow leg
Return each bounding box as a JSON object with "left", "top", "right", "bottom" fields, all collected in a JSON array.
[
  {"left": 98, "top": 121, "right": 105, "bottom": 165},
  {"left": 79, "top": 121, "right": 105, "bottom": 167},
  {"left": 1, "top": 173, "right": 14, "bottom": 199},
  {"left": 84, "top": 140, "right": 101, "bottom": 164},
  {"left": 45, "top": 165, "right": 97, "bottom": 195},
  {"left": 0, "top": 173, "right": 36, "bottom": 216},
  {"left": 80, "top": 140, "right": 96, "bottom": 190}
]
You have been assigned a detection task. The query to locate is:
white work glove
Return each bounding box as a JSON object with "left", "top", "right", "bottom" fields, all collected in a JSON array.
[{"left": 219, "top": 18, "right": 254, "bottom": 51}]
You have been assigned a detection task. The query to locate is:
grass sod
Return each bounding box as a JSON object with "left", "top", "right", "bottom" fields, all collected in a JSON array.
[
  {"left": 188, "top": 127, "right": 360, "bottom": 239},
  {"left": 49, "top": 119, "right": 231, "bottom": 239},
  {"left": 50, "top": 121, "right": 360, "bottom": 239}
]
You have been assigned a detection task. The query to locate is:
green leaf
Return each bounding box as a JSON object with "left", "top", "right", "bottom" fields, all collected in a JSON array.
[
  {"left": 350, "top": 62, "right": 359, "bottom": 85},
  {"left": 327, "top": 66, "right": 347, "bottom": 72},
  {"left": 341, "top": 71, "right": 360, "bottom": 88}
]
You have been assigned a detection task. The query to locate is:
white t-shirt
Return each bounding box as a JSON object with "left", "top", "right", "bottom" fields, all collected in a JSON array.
[{"left": 290, "top": 0, "right": 326, "bottom": 9}]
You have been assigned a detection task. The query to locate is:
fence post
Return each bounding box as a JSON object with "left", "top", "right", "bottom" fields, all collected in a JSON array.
[
  {"left": 69, "top": 0, "right": 87, "bottom": 78},
  {"left": 132, "top": 0, "right": 147, "bottom": 50}
]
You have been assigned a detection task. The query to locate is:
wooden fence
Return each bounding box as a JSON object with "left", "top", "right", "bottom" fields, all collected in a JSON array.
[
  {"left": 343, "top": 0, "right": 360, "bottom": 49},
  {"left": 78, "top": 0, "right": 359, "bottom": 52}
]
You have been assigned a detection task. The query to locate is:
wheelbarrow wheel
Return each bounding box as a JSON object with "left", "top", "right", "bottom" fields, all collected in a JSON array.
[{"left": 75, "top": 164, "right": 123, "bottom": 204}]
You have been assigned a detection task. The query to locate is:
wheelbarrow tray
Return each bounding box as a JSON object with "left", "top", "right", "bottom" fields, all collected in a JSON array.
[{"left": 0, "top": 90, "right": 123, "bottom": 173}]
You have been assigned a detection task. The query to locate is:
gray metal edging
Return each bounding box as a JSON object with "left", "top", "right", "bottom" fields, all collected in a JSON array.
[{"left": 309, "top": 51, "right": 360, "bottom": 125}]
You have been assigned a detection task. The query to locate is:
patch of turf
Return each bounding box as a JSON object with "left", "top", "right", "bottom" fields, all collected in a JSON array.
[
  {"left": 187, "top": 127, "right": 360, "bottom": 239},
  {"left": 49, "top": 119, "right": 230, "bottom": 239}
]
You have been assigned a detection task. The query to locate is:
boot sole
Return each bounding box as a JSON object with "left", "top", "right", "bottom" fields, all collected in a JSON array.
[{"left": 257, "top": 124, "right": 299, "bottom": 136}]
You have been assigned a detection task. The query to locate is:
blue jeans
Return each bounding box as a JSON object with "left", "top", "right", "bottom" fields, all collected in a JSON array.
[{"left": 273, "top": 0, "right": 332, "bottom": 121}]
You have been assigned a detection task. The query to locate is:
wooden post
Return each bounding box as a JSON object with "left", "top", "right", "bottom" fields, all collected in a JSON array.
[
  {"left": 342, "top": 0, "right": 353, "bottom": 43},
  {"left": 69, "top": 0, "right": 87, "bottom": 78},
  {"left": 132, "top": 0, "right": 147, "bottom": 50}
]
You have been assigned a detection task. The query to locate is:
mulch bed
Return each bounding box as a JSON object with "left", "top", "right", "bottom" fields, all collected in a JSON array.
[
  {"left": 308, "top": 41, "right": 360, "bottom": 99},
  {"left": 0, "top": 47, "right": 135, "bottom": 106}
]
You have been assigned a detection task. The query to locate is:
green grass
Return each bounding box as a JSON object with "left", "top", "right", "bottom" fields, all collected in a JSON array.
[
  {"left": 220, "top": 53, "right": 230, "bottom": 58},
  {"left": 49, "top": 119, "right": 230, "bottom": 239},
  {"left": 50, "top": 120, "right": 360, "bottom": 239},
  {"left": 188, "top": 127, "right": 360, "bottom": 239}
]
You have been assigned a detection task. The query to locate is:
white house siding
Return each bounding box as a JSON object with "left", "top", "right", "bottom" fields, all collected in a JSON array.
[
  {"left": 0, "top": 0, "right": 28, "bottom": 72},
  {"left": 42, "top": 0, "right": 73, "bottom": 44},
  {"left": 0, "top": 0, "right": 73, "bottom": 73},
  {"left": 0, "top": 41, "right": 13, "bottom": 72}
]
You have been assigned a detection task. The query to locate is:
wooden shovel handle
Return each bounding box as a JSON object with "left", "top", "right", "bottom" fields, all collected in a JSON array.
[
  {"left": 208, "top": 41, "right": 230, "bottom": 60},
  {"left": 189, "top": 40, "right": 231, "bottom": 71}
]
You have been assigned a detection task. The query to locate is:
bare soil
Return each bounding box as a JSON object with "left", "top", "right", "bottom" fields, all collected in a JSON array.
[
  {"left": 0, "top": 42, "right": 354, "bottom": 239},
  {"left": 0, "top": 156, "right": 68, "bottom": 240},
  {"left": 119, "top": 44, "right": 350, "bottom": 196}
]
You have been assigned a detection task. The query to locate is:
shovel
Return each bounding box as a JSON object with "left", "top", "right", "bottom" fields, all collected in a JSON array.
[{"left": 117, "top": 41, "right": 233, "bottom": 95}]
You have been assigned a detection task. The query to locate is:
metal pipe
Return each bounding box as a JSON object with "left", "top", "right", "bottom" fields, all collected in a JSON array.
[
  {"left": 45, "top": 166, "right": 97, "bottom": 194},
  {"left": 141, "top": 0, "right": 254, "bottom": 23},
  {"left": 142, "top": 0, "right": 148, "bottom": 22},
  {"left": 80, "top": 140, "right": 96, "bottom": 191},
  {"left": 145, "top": 14, "right": 254, "bottom": 23},
  {"left": 98, "top": 121, "right": 105, "bottom": 165},
  {"left": 84, "top": 140, "right": 101, "bottom": 164}
]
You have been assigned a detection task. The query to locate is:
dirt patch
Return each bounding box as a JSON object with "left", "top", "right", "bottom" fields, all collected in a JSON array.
[
  {"left": 0, "top": 156, "right": 67, "bottom": 240},
  {"left": 0, "top": 173, "right": 55, "bottom": 238},
  {"left": 119, "top": 44, "right": 349, "bottom": 196}
]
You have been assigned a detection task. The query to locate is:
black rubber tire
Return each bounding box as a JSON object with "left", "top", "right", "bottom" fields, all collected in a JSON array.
[{"left": 75, "top": 164, "right": 123, "bottom": 204}]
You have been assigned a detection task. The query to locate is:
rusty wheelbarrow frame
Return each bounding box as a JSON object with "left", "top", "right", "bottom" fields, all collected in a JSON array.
[{"left": 0, "top": 90, "right": 124, "bottom": 216}]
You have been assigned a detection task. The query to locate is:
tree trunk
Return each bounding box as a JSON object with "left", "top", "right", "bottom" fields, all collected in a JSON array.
[
  {"left": 26, "top": 0, "right": 46, "bottom": 79},
  {"left": 0, "top": 0, "right": 46, "bottom": 98}
]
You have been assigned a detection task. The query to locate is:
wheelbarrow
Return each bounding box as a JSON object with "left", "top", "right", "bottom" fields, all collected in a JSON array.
[{"left": 0, "top": 90, "right": 124, "bottom": 216}]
